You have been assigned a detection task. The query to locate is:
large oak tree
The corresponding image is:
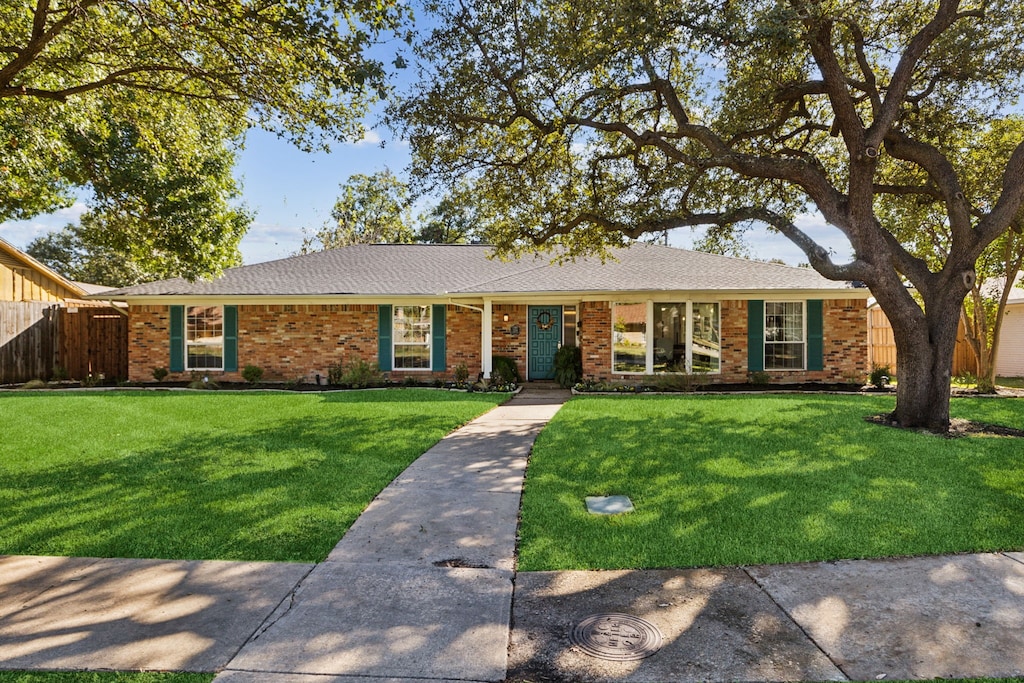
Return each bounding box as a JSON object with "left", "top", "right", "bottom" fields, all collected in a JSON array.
[{"left": 395, "top": 0, "right": 1024, "bottom": 431}]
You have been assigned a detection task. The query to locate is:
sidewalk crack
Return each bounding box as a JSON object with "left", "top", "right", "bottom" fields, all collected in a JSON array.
[{"left": 743, "top": 566, "right": 852, "bottom": 681}]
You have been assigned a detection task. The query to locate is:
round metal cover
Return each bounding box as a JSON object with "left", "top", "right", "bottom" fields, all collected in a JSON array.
[{"left": 570, "top": 613, "right": 663, "bottom": 661}]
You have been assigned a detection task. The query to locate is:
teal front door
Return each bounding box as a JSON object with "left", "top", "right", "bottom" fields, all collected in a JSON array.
[{"left": 528, "top": 306, "right": 561, "bottom": 380}]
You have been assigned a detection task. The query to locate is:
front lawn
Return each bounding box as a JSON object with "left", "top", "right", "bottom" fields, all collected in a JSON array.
[
  {"left": 0, "top": 390, "right": 505, "bottom": 563},
  {"left": 519, "top": 394, "right": 1024, "bottom": 570}
]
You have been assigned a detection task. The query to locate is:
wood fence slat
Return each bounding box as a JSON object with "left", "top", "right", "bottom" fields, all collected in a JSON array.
[{"left": 0, "top": 301, "right": 58, "bottom": 383}]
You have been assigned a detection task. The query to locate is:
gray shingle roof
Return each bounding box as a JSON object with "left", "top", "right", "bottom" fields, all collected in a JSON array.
[{"left": 101, "top": 243, "right": 859, "bottom": 298}]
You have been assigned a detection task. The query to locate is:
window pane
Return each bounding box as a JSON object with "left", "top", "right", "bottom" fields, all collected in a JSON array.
[
  {"left": 765, "top": 342, "right": 804, "bottom": 369},
  {"left": 613, "top": 303, "right": 647, "bottom": 373},
  {"left": 187, "top": 345, "right": 223, "bottom": 369},
  {"left": 653, "top": 303, "right": 685, "bottom": 372},
  {"left": 765, "top": 302, "right": 804, "bottom": 370},
  {"left": 393, "top": 305, "right": 431, "bottom": 370},
  {"left": 186, "top": 306, "right": 223, "bottom": 370},
  {"left": 394, "top": 344, "right": 430, "bottom": 369},
  {"left": 692, "top": 303, "right": 720, "bottom": 373},
  {"left": 394, "top": 306, "right": 431, "bottom": 343},
  {"left": 562, "top": 306, "right": 577, "bottom": 348}
]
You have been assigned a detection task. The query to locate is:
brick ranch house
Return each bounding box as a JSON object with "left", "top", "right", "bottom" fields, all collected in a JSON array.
[{"left": 100, "top": 243, "right": 872, "bottom": 385}]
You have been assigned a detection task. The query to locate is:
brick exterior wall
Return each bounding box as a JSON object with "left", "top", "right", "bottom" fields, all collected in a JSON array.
[
  {"left": 128, "top": 304, "right": 481, "bottom": 383},
  {"left": 580, "top": 298, "right": 868, "bottom": 384},
  {"left": 129, "top": 298, "right": 867, "bottom": 385},
  {"left": 491, "top": 304, "right": 528, "bottom": 379}
]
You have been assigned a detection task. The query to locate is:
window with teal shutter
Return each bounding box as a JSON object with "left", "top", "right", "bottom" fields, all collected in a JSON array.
[
  {"left": 431, "top": 304, "right": 446, "bottom": 372},
  {"left": 224, "top": 305, "right": 238, "bottom": 372},
  {"left": 169, "top": 305, "right": 184, "bottom": 372},
  {"left": 378, "top": 305, "right": 393, "bottom": 371},
  {"left": 747, "top": 300, "right": 764, "bottom": 372},
  {"left": 807, "top": 299, "right": 824, "bottom": 371}
]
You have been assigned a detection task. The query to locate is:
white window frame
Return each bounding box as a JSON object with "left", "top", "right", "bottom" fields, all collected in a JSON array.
[
  {"left": 185, "top": 305, "right": 224, "bottom": 371},
  {"left": 393, "top": 304, "right": 432, "bottom": 371},
  {"left": 764, "top": 300, "right": 806, "bottom": 371},
  {"left": 612, "top": 300, "right": 722, "bottom": 375}
]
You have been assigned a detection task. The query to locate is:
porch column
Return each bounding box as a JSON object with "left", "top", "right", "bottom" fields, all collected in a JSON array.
[{"left": 482, "top": 299, "right": 493, "bottom": 379}]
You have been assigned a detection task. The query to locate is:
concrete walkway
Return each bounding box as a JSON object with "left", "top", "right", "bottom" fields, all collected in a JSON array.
[
  {"left": 3, "top": 385, "right": 1024, "bottom": 681},
  {"left": 215, "top": 385, "right": 567, "bottom": 682}
]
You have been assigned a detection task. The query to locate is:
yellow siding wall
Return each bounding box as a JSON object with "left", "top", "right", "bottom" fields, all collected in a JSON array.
[{"left": 0, "top": 251, "right": 76, "bottom": 302}]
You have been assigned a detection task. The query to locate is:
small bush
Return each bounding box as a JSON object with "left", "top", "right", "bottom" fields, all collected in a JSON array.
[
  {"left": 22, "top": 379, "right": 48, "bottom": 389},
  {"left": 553, "top": 346, "right": 583, "bottom": 388},
  {"left": 51, "top": 365, "right": 68, "bottom": 381},
  {"left": 869, "top": 364, "right": 891, "bottom": 389},
  {"left": 453, "top": 362, "right": 470, "bottom": 385},
  {"left": 403, "top": 375, "right": 419, "bottom": 387},
  {"left": 749, "top": 370, "right": 771, "bottom": 385},
  {"left": 242, "top": 364, "right": 264, "bottom": 384},
  {"left": 492, "top": 356, "right": 520, "bottom": 385},
  {"left": 329, "top": 358, "right": 383, "bottom": 388},
  {"left": 152, "top": 367, "right": 169, "bottom": 382}
]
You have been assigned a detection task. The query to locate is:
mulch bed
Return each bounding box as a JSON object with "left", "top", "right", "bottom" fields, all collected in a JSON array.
[{"left": 865, "top": 413, "right": 1024, "bottom": 438}]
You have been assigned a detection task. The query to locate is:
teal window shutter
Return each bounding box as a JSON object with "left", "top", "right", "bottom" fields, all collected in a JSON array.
[
  {"left": 223, "top": 305, "right": 238, "bottom": 372},
  {"left": 747, "top": 300, "right": 764, "bottom": 372},
  {"left": 431, "top": 304, "right": 447, "bottom": 372},
  {"left": 170, "top": 305, "right": 184, "bottom": 372},
  {"left": 807, "top": 299, "right": 824, "bottom": 371},
  {"left": 378, "top": 305, "right": 393, "bottom": 371}
]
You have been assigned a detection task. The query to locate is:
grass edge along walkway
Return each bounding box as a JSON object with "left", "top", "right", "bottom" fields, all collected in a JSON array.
[
  {"left": 518, "top": 393, "right": 1024, "bottom": 571},
  {"left": 0, "top": 389, "right": 507, "bottom": 564}
]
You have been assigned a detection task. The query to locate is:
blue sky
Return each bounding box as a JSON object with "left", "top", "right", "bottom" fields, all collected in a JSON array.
[{"left": 0, "top": 118, "right": 854, "bottom": 269}]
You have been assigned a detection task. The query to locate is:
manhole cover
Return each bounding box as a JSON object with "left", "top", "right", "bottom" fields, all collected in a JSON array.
[{"left": 570, "top": 613, "right": 663, "bottom": 661}]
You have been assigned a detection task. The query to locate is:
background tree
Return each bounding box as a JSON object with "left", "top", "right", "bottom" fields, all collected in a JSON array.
[
  {"left": 301, "top": 170, "right": 414, "bottom": 251},
  {"left": 2, "top": 0, "right": 407, "bottom": 275},
  {"left": 879, "top": 118, "right": 1024, "bottom": 393},
  {"left": 394, "top": 0, "right": 1024, "bottom": 431},
  {"left": 415, "top": 189, "right": 482, "bottom": 244}
]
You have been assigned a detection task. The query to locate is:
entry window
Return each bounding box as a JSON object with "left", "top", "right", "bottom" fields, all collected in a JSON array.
[
  {"left": 393, "top": 305, "right": 431, "bottom": 369},
  {"left": 765, "top": 301, "right": 805, "bottom": 370},
  {"left": 692, "top": 303, "right": 721, "bottom": 372},
  {"left": 613, "top": 302, "right": 647, "bottom": 373},
  {"left": 653, "top": 303, "right": 686, "bottom": 372},
  {"left": 186, "top": 306, "right": 224, "bottom": 370}
]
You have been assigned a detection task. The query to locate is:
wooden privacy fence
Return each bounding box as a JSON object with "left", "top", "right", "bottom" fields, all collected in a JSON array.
[
  {"left": 0, "top": 301, "right": 59, "bottom": 383},
  {"left": 59, "top": 306, "right": 128, "bottom": 381},
  {"left": 867, "top": 306, "right": 978, "bottom": 377},
  {"left": 0, "top": 302, "right": 127, "bottom": 384}
]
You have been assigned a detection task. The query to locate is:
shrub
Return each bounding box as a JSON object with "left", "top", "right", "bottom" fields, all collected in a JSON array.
[
  {"left": 22, "top": 379, "right": 47, "bottom": 389},
  {"left": 869, "top": 364, "right": 891, "bottom": 389},
  {"left": 51, "top": 365, "right": 68, "bottom": 381},
  {"left": 492, "top": 355, "right": 520, "bottom": 385},
  {"left": 242, "top": 364, "right": 264, "bottom": 384},
  {"left": 152, "top": 366, "right": 169, "bottom": 382},
  {"left": 453, "top": 362, "right": 470, "bottom": 385},
  {"left": 329, "top": 358, "right": 383, "bottom": 388},
  {"left": 553, "top": 346, "right": 583, "bottom": 388},
  {"left": 749, "top": 370, "right": 771, "bottom": 385}
]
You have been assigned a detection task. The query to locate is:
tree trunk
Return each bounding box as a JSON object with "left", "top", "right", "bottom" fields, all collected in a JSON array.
[{"left": 885, "top": 290, "right": 963, "bottom": 432}]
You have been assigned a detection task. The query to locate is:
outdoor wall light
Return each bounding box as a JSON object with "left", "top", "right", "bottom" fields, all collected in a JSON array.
[{"left": 503, "top": 313, "right": 509, "bottom": 322}]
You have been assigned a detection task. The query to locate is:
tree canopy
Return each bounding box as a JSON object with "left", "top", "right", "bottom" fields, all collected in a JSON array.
[
  {"left": 2, "top": 0, "right": 408, "bottom": 276},
  {"left": 394, "top": 0, "right": 1024, "bottom": 430}
]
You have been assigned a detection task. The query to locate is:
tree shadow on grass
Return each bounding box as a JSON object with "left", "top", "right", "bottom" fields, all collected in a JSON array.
[
  {"left": 0, "top": 392, "right": 502, "bottom": 563},
  {"left": 520, "top": 394, "right": 1024, "bottom": 570}
]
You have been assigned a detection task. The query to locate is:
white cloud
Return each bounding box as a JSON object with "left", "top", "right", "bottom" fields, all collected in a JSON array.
[{"left": 350, "top": 129, "right": 383, "bottom": 147}]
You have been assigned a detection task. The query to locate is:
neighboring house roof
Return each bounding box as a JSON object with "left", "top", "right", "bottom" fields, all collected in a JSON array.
[
  {"left": 0, "top": 234, "right": 88, "bottom": 301},
  {"left": 99, "top": 243, "right": 866, "bottom": 300},
  {"left": 981, "top": 272, "right": 1024, "bottom": 304}
]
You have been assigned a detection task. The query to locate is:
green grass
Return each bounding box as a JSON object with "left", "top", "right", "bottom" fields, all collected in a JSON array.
[
  {"left": 518, "top": 394, "right": 1024, "bottom": 571},
  {"left": 0, "top": 674, "right": 211, "bottom": 683},
  {"left": 0, "top": 390, "right": 505, "bottom": 563}
]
